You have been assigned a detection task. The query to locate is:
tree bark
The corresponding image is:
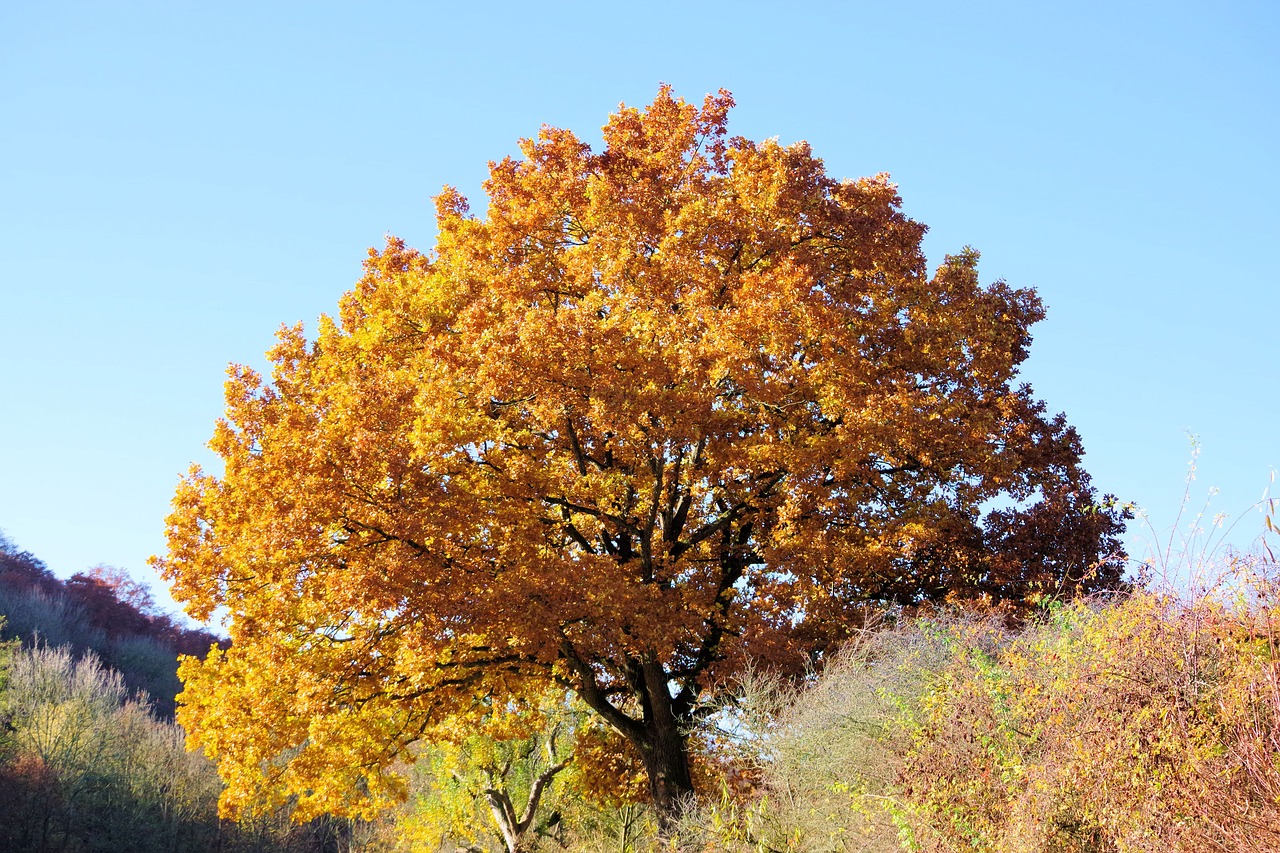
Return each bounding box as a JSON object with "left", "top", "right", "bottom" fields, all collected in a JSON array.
[
  {"left": 637, "top": 714, "right": 695, "bottom": 833},
  {"left": 559, "top": 640, "right": 698, "bottom": 832},
  {"left": 633, "top": 656, "right": 696, "bottom": 833}
]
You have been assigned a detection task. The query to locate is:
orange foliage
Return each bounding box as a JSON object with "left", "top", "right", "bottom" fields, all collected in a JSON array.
[{"left": 155, "top": 86, "right": 1123, "bottom": 821}]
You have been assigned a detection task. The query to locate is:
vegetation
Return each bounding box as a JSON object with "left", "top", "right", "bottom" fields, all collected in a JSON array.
[
  {"left": 6, "top": 88, "right": 1273, "bottom": 851},
  {"left": 5, "top": 523, "right": 1280, "bottom": 850},
  {"left": 155, "top": 86, "right": 1127, "bottom": 829},
  {"left": 0, "top": 532, "right": 361, "bottom": 852},
  {"left": 679, "top": 548, "right": 1280, "bottom": 853},
  {"left": 0, "top": 533, "right": 221, "bottom": 716}
]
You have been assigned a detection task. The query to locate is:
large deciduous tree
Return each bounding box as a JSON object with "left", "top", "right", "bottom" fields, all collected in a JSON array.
[{"left": 156, "top": 87, "right": 1126, "bottom": 827}]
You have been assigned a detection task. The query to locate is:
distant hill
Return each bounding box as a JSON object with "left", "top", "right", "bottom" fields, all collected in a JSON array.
[{"left": 0, "top": 529, "right": 222, "bottom": 716}]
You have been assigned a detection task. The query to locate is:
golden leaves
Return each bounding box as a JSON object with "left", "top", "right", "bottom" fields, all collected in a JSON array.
[{"left": 155, "top": 85, "right": 1114, "bottom": 820}]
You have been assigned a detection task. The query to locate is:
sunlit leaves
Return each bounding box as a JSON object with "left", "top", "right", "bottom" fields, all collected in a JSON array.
[{"left": 155, "top": 85, "right": 1123, "bottom": 820}]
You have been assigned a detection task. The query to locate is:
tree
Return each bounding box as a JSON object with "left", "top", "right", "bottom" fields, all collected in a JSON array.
[
  {"left": 395, "top": 691, "right": 578, "bottom": 853},
  {"left": 156, "top": 86, "right": 1126, "bottom": 829},
  {"left": 64, "top": 567, "right": 155, "bottom": 639},
  {"left": 0, "top": 531, "right": 61, "bottom": 598}
]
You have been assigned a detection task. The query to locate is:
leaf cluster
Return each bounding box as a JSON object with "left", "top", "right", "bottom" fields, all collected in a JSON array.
[{"left": 153, "top": 85, "right": 1127, "bottom": 820}]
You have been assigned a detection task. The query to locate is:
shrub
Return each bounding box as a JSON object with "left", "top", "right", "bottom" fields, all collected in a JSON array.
[
  {"left": 675, "top": 616, "right": 970, "bottom": 852},
  {"left": 1, "top": 644, "right": 232, "bottom": 852},
  {"left": 900, "top": 560, "right": 1280, "bottom": 852}
]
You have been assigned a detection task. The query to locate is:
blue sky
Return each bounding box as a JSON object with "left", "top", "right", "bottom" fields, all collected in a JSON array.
[{"left": 1, "top": 1, "right": 1276, "bottom": 617}]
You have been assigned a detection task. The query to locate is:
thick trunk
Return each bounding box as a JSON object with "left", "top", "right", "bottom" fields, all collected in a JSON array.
[
  {"left": 637, "top": 716, "right": 696, "bottom": 833},
  {"left": 559, "top": 640, "right": 699, "bottom": 832}
]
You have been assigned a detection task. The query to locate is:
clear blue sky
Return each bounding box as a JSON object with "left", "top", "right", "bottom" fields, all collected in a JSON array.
[{"left": 2, "top": 1, "right": 1276, "bottom": 617}]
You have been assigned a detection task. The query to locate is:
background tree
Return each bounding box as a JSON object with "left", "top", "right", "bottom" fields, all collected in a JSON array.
[
  {"left": 393, "top": 691, "right": 578, "bottom": 853},
  {"left": 157, "top": 87, "right": 1126, "bottom": 827},
  {"left": 0, "top": 530, "right": 63, "bottom": 598}
]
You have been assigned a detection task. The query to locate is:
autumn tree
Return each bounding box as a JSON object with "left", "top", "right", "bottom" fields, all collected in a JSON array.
[
  {"left": 156, "top": 87, "right": 1126, "bottom": 828},
  {"left": 0, "top": 531, "right": 61, "bottom": 598}
]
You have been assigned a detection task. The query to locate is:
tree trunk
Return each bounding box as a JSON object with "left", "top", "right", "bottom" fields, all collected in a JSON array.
[
  {"left": 560, "top": 642, "right": 699, "bottom": 833},
  {"left": 482, "top": 756, "right": 571, "bottom": 853},
  {"left": 632, "top": 653, "right": 697, "bottom": 832},
  {"left": 637, "top": 716, "right": 695, "bottom": 834}
]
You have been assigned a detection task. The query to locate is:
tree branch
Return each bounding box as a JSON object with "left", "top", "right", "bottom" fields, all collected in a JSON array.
[
  {"left": 516, "top": 757, "right": 572, "bottom": 832},
  {"left": 556, "top": 637, "right": 643, "bottom": 741},
  {"left": 543, "top": 496, "right": 639, "bottom": 538}
]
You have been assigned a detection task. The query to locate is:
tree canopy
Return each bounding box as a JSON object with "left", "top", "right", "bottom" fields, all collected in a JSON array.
[{"left": 156, "top": 87, "right": 1126, "bottom": 825}]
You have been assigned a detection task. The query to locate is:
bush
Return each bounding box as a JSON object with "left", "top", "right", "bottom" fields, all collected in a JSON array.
[
  {"left": 0, "top": 583, "right": 106, "bottom": 652},
  {"left": 673, "top": 554, "right": 1280, "bottom": 853},
  {"left": 899, "top": 562, "right": 1280, "bottom": 852},
  {"left": 106, "top": 633, "right": 183, "bottom": 717},
  {"left": 674, "top": 615, "right": 962, "bottom": 852},
  {"left": 0, "top": 644, "right": 225, "bottom": 852}
]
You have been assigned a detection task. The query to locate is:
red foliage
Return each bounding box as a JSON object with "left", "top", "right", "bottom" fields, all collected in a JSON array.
[
  {"left": 61, "top": 568, "right": 224, "bottom": 654},
  {"left": 0, "top": 547, "right": 60, "bottom": 596},
  {"left": 0, "top": 752, "right": 63, "bottom": 848},
  {"left": 0, "top": 540, "right": 222, "bottom": 657},
  {"left": 64, "top": 571, "right": 154, "bottom": 637}
]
